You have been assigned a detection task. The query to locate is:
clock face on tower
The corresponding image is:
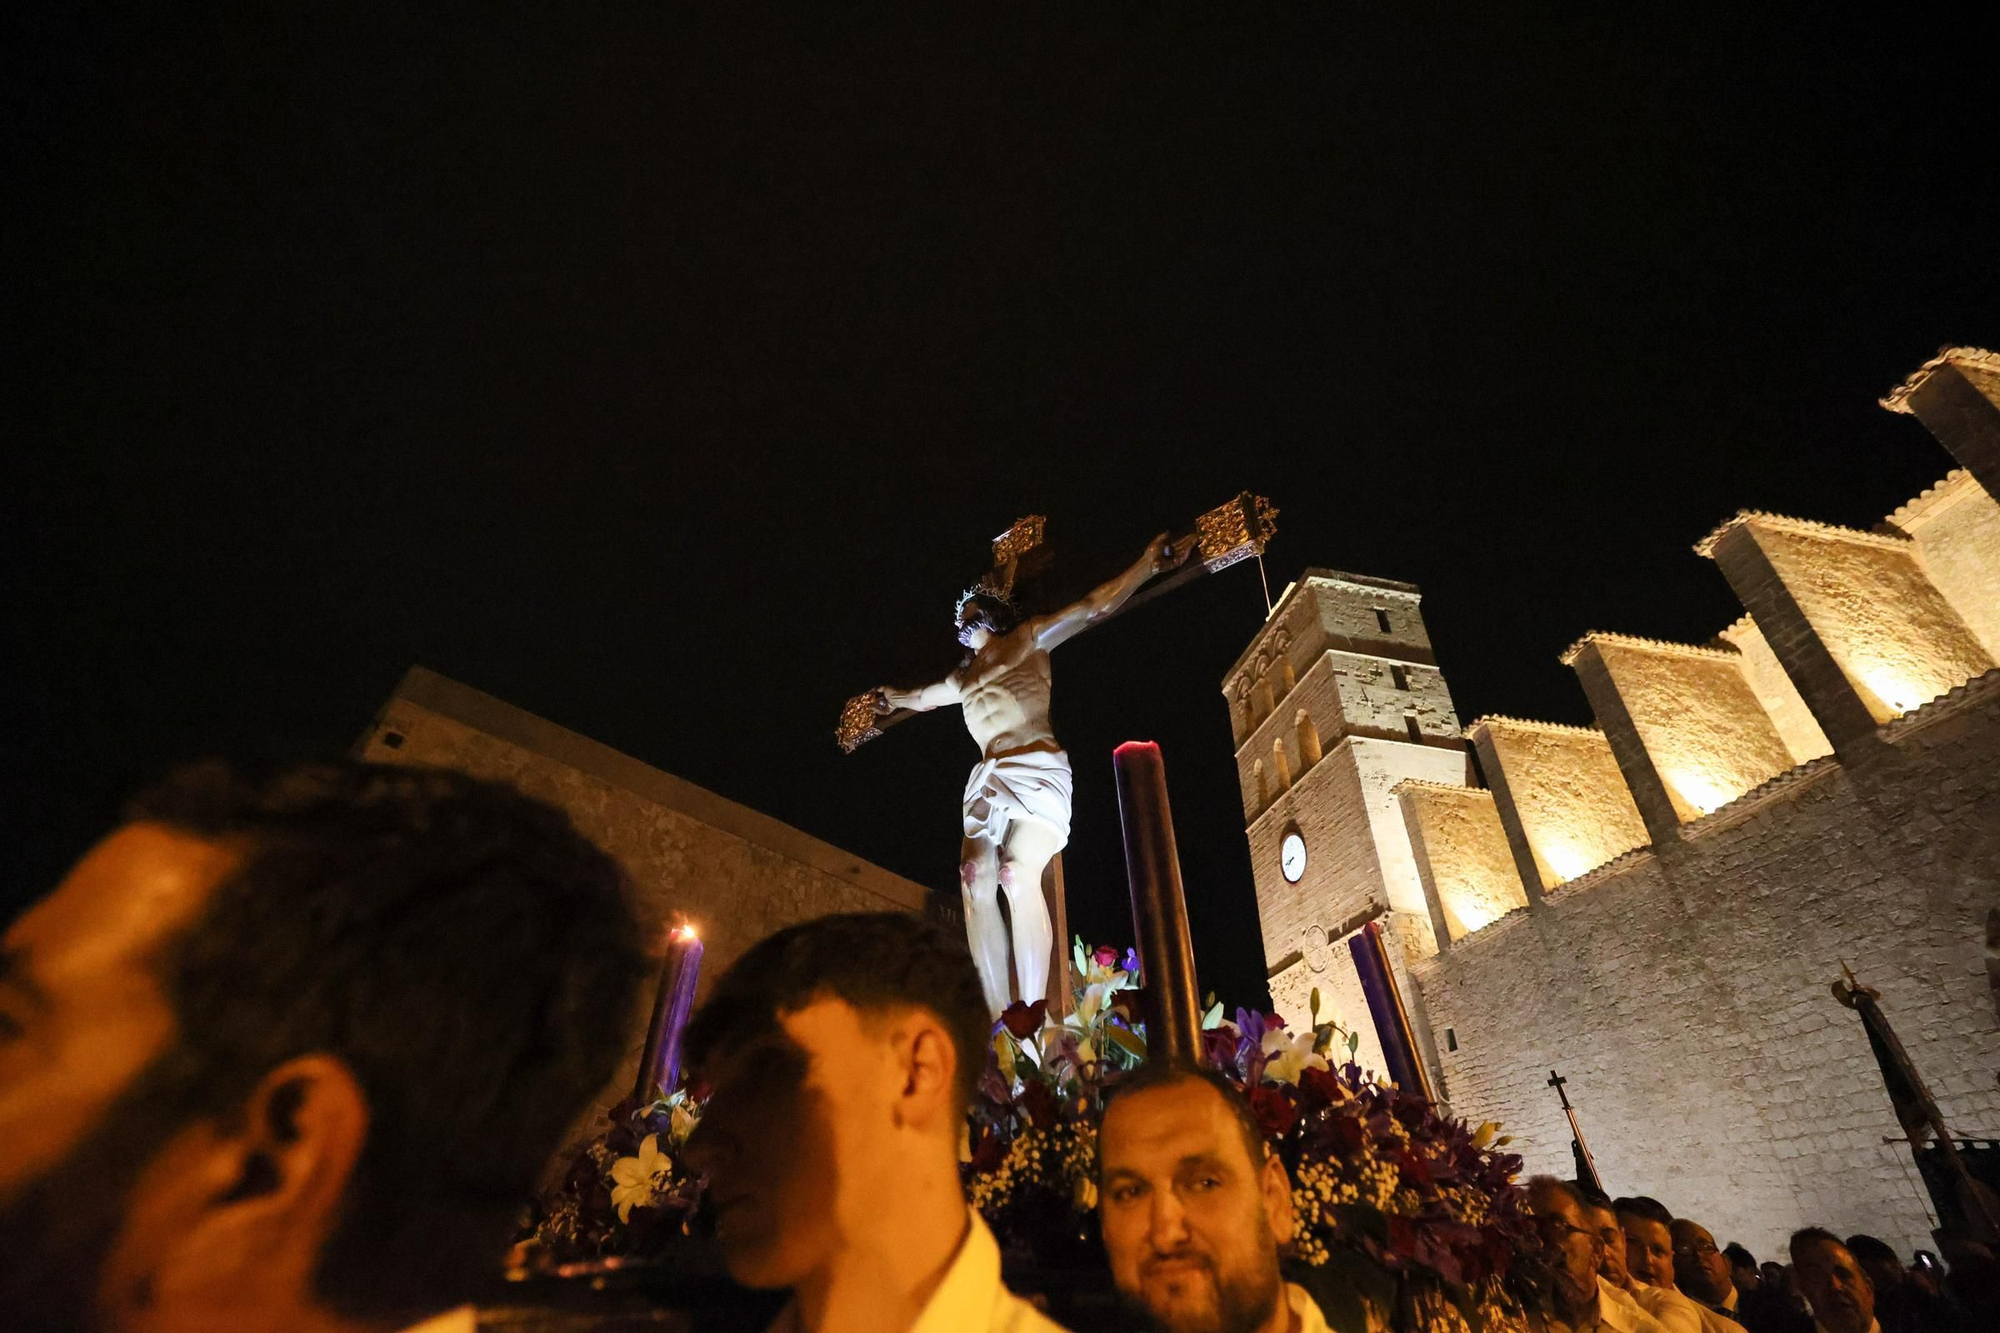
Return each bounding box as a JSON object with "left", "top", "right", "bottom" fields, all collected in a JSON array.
[{"left": 1280, "top": 830, "right": 1307, "bottom": 882}]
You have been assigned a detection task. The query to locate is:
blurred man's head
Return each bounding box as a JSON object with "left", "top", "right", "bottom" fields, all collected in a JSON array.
[
  {"left": 1790, "top": 1229, "right": 1874, "bottom": 1333},
  {"left": 681, "top": 912, "right": 988, "bottom": 1291},
  {"left": 1527, "top": 1177, "right": 1603, "bottom": 1321},
  {"left": 1673, "top": 1217, "right": 1734, "bottom": 1305},
  {"left": 1582, "top": 1199, "right": 1631, "bottom": 1288},
  {"left": 1614, "top": 1196, "right": 1677, "bottom": 1290},
  {"left": 1843, "top": 1234, "right": 1903, "bottom": 1298},
  {"left": 0, "top": 760, "right": 647, "bottom": 1333},
  {"left": 1097, "top": 1062, "right": 1293, "bottom": 1333},
  {"left": 1724, "top": 1243, "right": 1760, "bottom": 1294}
]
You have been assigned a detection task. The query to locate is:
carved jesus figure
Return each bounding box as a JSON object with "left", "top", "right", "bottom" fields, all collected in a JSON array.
[{"left": 876, "top": 534, "right": 1186, "bottom": 1016}]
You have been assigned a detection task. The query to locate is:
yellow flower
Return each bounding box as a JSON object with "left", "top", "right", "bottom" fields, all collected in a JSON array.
[
  {"left": 669, "top": 1101, "right": 700, "bottom": 1148},
  {"left": 609, "top": 1133, "right": 673, "bottom": 1223}
]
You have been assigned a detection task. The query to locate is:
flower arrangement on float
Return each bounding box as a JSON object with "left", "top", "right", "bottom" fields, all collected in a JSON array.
[
  {"left": 513, "top": 938, "right": 1541, "bottom": 1330},
  {"left": 966, "top": 940, "right": 1539, "bottom": 1331}
]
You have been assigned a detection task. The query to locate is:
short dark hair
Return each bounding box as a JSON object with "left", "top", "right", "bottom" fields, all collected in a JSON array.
[
  {"left": 682, "top": 911, "right": 990, "bottom": 1112},
  {"left": 1725, "top": 1242, "right": 1758, "bottom": 1269},
  {"left": 1789, "top": 1227, "right": 1845, "bottom": 1261},
  {"left": 1845, "top": 1234, "right": 1898, "bottom": 1266},
  {"left": 1614, "top": 1195, "right": 1675, "bottom": 1228},
  {"left": 1100, "top": 1060, "right": 1269, "bottom": 1174},
  {"left": 127, "top": 759, "right": 646, "bottom": 1321}
]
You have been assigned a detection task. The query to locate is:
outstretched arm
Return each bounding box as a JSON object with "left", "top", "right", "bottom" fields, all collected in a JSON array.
[
  {"left": 875, "top": 676, "right": 961, "bottom": 714},
  {"left": 1034, "top": 532, "right": 1186, "bottom": 652}
]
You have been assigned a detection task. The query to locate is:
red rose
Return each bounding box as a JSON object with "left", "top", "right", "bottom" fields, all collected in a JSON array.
[
  {"left": 1092, "top": 944, "right": 1119, "bottom": 968},
  {"left": 1248, "top": 1085, "right": 1298, "bottom": 1139},
  {"left": 1000, "top": 999, "right": 1048, "bottom": 1040}
]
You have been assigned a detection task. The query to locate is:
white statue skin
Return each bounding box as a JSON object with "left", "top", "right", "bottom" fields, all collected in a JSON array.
[{"left": 878, "top": 533, "right": 1185, "bottom": 1016}]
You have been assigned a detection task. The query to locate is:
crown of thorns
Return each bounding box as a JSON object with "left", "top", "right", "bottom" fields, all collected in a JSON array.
[{"left": 955, "top": 582, "right": 1017, "bottom": 622}]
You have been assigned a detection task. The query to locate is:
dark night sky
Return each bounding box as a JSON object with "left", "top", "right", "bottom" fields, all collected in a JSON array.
[{"left": 7, "top": 8, "right": 1995, "bottom": 1010}]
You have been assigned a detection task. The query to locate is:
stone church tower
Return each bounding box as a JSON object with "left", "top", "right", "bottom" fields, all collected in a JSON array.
[
  {"left": 1223, "top": 569, "right": 1494, "bottom": 1087},
  {"left": 1219, "top": 349, "right": 2000, "bottom": 1256}
]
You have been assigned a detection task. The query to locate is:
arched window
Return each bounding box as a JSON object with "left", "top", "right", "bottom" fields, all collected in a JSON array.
[
  {"left": 1295, "top": 709, "right": 1322, "bottom": 770},
  {"left": 1277, "top": 656, "right": 1297, "bottom": 696},
  {"left": 1252, "top": 679, "right": 1275, "bottom": 725},
  {"left": 1271, "top": 738, "right": 1292, "bottom": 791},
  {"left": 1254, "top": 758, "right": 1268, "bottom": 809}
]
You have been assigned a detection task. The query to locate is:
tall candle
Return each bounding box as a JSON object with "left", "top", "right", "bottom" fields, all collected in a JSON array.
[
  {"left": 634, "top": 924, "right": 704, "bottom": 1103},
  {"left": 1112, "top": 741, "right": 1203, "bottom": 1064}
]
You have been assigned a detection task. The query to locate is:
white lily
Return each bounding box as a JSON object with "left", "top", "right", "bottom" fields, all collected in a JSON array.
[
  {"left": 608, "top": 1133, "right": 673, "bottom": 1223},
  {"left": 1261, "top": 1026, "right": 1329, "bottom": 1086}
]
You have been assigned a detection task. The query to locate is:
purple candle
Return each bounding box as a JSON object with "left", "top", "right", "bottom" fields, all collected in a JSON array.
[{"left": 634, "top": 924, "right": 704, "bottom": 1103}]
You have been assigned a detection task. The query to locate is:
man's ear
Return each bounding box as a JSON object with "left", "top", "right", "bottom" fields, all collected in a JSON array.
[
  {"left": 1261, "top": 1148, "right": 1295, "bottom": 1246},
  {"left": 144, "top": 1054, "right": 371, "bottom": 1301},
  {"left": 890, "top": 1016, "right": 957, "bottom": 1131}
]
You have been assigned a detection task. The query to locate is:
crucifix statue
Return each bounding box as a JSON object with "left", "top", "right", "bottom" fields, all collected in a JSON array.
[{"left": 837, "top": 493, "right": 1278, "bottom": 1018}]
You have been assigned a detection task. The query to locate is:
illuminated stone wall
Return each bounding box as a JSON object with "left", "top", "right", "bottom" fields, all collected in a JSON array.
[
  {"left": 1396, "top": 779, "right": 1530, "bottom": 941},
  {"left": 1466, "top": 717, "right": 1649, "bottom": 889},
  {"left": 357, "top": 666, "right": 933, "bottom": 1131},
  {"left": 1717, "top": 615, "right": 1834, "bottom": 765},
  {"left": 1419, "top": 674, "right": 2000, "bottom": 1259},
  {"left": 1699, "top": 515, "right": 1994, "bottom": 720},
  {"left": 1563, "top": 633, "right": 1799, "bottom": 820},
  {"left": 1888, "top": 470, "right": 2000, "bottom": 660}
]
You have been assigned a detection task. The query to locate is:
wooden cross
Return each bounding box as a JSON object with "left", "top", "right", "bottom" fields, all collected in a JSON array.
[{"left": 834, "top": 491, "right": 1278, "bottom": 753}]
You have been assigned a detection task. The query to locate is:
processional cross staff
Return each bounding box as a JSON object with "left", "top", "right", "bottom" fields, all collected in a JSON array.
[
  {"left": 835, "top": 494, "right": 1278, "bottom": 1020},
  {"left": 1548, "top": 1069, "right": 1605, "bottom": 1197}
]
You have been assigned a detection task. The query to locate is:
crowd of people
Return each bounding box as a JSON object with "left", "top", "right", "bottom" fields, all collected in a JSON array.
[{"left": 1, "top": 756, "right": 1993, "bottom": 1333}]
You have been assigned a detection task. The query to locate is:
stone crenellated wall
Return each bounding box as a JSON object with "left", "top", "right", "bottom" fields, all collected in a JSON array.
[
  {"left": 1466, "top": 717, "right": 1650, "bottom": 890},
  {"left": 1718, "top": 615, "right": 1835, "bottom": 765},
  {"left": 1561, "top": 633, "right": 1800, "bottom": 821},
  {"left": 1233, "top": 348, "right": 2000, "bottom": 1260},
  {"left": 1417, "top": 675, "right": 2000, "bottom": 1257},
  {"left": 1395, "top": 780, "right": 1528, "bottom": 943},
  {"left": 1696, "top": 515, "right": 1994, "bottom": 722},
  {"left": 1887, "top": 469, "right": 2000, "bottom": 660}
]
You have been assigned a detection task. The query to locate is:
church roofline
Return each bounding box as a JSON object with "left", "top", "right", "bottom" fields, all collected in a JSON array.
[
  {"left": 373, "top": 666, "right": 932, "bottom": 913},
  {"left": 1466, "top": 713, "right": 1604, "bottom": 739},
  {"left": 1557, "top": 629, "right": 1741, "bottom": 668},
  {"left": 1692, "top": 509, "right": 1914, "bottom": 559},
  {"left": 1880, "top": 345, "right": 2000, "bottom": 414}
]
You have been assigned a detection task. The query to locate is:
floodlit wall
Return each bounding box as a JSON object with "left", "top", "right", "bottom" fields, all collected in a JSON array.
[
  {"left": 1420, "top": 674, "right": 2000, "bottom": 1260},
  {"left": 1563, "top": 633, "right": 1799, "bottom": 820},
  {"left": 1396, "top": 780, "right": 1529, "bottom": 940},
  {"left": 1887, "top": 470, "right": 2000, "bottom": 661},
  {"left": 1699, "top": 515, "right": 1994, "bottom": 721},
  {"left": 1467, "top": 717, "right": 1649, "bottom": 889},
  {"left": 1717, "top": 616, "right": 1834, "bottom": 765}
]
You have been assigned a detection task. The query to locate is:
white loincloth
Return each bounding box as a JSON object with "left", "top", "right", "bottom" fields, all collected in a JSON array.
[{"left": 962, "top": 748, "right": 1073, "bottom": 848}]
